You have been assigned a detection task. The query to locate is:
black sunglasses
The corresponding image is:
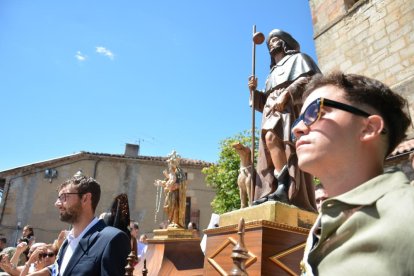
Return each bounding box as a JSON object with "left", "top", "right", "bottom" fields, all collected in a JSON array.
[
  {"left": 291, "top": 97, "right": 386, "bottom": 141},
  {"left": 39, "top": 252, "right": 55, "bottom": 258}
]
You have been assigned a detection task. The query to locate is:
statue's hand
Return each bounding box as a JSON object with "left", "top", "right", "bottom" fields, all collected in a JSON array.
[
  {"left": 271, "top": 89, "right": 290, "bottom": 112},
  {"left": 248, "top": 76, "right": 258, "bottom": 92}
]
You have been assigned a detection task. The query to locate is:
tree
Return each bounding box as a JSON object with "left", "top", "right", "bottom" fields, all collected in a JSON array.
[{"left": 202, "top": 130, "right": 258, "bottom": 214}]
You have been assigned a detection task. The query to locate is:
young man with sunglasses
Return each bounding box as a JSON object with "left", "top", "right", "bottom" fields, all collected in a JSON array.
[
  {"left": 248, "top": 29, "right": 320, "bottom": 211},
  {"left": 292, "top": 72, "right": 414, "bottom": 275},
  {"left": 31, "top": 173, "right": 131, "bottom": 276}
]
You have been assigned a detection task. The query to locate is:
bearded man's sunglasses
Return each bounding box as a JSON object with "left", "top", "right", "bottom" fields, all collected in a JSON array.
[{"left": 291, "top": 97, "right": 387, "bottom": 141}]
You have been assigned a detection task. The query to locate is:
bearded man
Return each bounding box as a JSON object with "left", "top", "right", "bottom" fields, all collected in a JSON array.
[
  {"left": 32, "top": 173, "right": 130, "bottom": 276},
  {"left": 248, "top": 29, "right": 320, "bottom": 211}
]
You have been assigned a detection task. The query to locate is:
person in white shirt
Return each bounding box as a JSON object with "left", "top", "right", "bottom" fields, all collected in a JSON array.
[
  {"left": 129, "top": 221, "right": 146, "bottom": 262},
  {"left": 30, "top": 173, "right": 131, "bottom": 276}
]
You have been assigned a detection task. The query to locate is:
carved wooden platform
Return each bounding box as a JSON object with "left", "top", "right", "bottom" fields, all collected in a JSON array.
[
  {"left": 203, "top": 202, "right": 317, "bottom": 275},
  {"left": 134, "top": 230, "right": 204, "bottom": 276}
]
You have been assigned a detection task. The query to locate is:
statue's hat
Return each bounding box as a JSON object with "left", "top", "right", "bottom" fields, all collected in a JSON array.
[{"left": 267, "top": 29, "right": 300, "bottom": 51}]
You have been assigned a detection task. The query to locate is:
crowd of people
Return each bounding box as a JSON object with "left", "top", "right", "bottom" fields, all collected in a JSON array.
[
  {"left": 0, "top": 226, "right": 59, "bottom": 276},
  {"left": 0, "top": 28, "right": 413, "bottom": 276},
  {"left": 0, "top": 174, "right": 137, "bottom": 275},
  {"left": 0, "top": 168, "right": 204, "bottom": 276},
  {"left": 0, "top": 221, "right": 151, "bottom": 276}
]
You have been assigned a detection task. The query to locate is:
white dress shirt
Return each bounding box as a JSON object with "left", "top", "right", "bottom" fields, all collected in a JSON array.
[{"left": 59, "top": 217, "right": 99, "bottom": 275}]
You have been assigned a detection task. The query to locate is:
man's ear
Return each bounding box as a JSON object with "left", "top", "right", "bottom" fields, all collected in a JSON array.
[
  {"left": 82, "top": 192, "right": 92, "bottom": 204},
  {"left": 360, "top": 115, "right": 385, "bottom": 141}
]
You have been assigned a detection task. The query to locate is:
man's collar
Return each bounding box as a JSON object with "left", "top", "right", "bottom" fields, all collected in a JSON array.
[
  {"left": 68, "top": 217, "right": 99, "bottom": 241},
  {"left": 328, "top": 168, "right": 408, "bottom": 206}
]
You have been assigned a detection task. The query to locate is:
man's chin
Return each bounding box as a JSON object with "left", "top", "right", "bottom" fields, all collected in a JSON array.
[
  {"left": 297, "top": 157, "right": 314, "bottom": 174},
  {"left": 60, "top": 214, "right": 75, "bottom": 223}
]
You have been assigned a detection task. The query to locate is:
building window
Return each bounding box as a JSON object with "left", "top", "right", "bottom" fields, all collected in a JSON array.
[{"left": 185, "top": 197, "right": 191, "bottom": 227}]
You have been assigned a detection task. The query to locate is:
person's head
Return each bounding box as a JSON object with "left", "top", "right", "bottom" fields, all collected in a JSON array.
[
  {"left": 315, "top": 184, "right": 329, "bottom": 212},
  {"left": 38, "top": 244, "right": 57, "bottom": 267},
  {"left": 139, "top": 234, "right": 148, "bottom": 244},
  {"left": 22, "top": 225, "right": 34, "bottom": 239},
  {"left": 129, "top": 221, "right": 139, "bottom": 239},
  {"left": 266, "top": 29, "right": 300, "bottom": 68},
  {"left": 55, "top": 174, "right": 101, "bottom": 224},
  {"left": 292, "top": 72, "right": 410, "bottom": 183},
  {"left": 27, "top": 242, "right": 46, "bottom": 260},
  {"left": 0, "top": 238, "right": 6, "bottom": 249}
]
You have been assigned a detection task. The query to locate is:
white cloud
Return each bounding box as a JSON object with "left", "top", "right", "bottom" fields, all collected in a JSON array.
[
  {"left": 96, "top": 46, "right": 114, "bottom": 60},
  {"left": 75, "top": 51, "right": 87, "bottom": 62}
]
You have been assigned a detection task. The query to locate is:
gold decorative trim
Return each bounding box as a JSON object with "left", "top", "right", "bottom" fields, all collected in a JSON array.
[
  {"left": 204, "top": 220, "right": 310, "bottom": 236},
  {"left": 269, "top": 242, "right": 306, "bottom": 276},
  {"left": 207, "top": 237, "right": 257, "bottom": 275},
  {"left": 147, "top": 237, "right": 200, "bottom": 244}
]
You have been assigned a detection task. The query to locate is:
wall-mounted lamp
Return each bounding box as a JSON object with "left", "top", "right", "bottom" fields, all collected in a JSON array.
[{"left": 44, "top": 168, "right": 58, "bottom": 183}]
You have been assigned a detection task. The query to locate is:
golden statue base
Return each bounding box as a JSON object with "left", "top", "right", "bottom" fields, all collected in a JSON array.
[
  {"left": 219, "top": 200, "right": 316, "bottom": 228},
  {"left": 134, "top": 227, "right": 204, "bottom": 275},
  {"left": 203, "top": 201, "right": 318, "bottom": 275},
  {"left": 152, "top": 227, "right": 194, "bottom": 240}
]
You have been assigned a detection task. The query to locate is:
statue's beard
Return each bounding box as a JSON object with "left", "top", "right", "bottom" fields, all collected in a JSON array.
[{"left": 269, "top": 41, "right": 284, "bottom": 55}]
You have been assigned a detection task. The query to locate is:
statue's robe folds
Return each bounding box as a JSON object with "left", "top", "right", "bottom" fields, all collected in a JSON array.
[
  {"left": 164, "top": 167, "right": 187, "bottom": 227},
  {"left": 251, "top": 53, "right": 321, "bottom": 212}
]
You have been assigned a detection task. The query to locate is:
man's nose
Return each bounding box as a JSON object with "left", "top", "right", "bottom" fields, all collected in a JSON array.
[{"left": 292, "top": 120, "right": 307, "bottom": 141}]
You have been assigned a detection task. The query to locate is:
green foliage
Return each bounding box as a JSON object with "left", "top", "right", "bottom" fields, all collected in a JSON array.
[
  {"left": 202, "top": 130, "right": 259, "bottom": 214},
  {"left": 313, "top": 177, "right": 321, "bottom": 186}
]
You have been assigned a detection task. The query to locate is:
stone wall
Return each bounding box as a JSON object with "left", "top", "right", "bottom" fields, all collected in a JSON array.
[
  {"left": 0, "top": 155, "right": 215, "bottom": 245},
  {"left": 308, "top": 0, "right": 414, "bottom": 182},
  {"left": 309, "top": 0, "right": 414, "bottom": 136}
]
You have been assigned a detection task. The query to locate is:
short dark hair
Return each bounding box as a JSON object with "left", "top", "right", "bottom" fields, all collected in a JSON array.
[
  {"left": 58, "top": 175, "right": 101, "bottom": 212},
  {"left": 304, "top": 72, "right": 411, "bottom": 156},
  {"left": 131, "top": 222, "right": 139, "bottom": 230},
  {"left": 23, "top": 225, "right": 34, "bottom": 238},
  {"left": 0, "top": 238, "right": 7, "bottom": 243}
]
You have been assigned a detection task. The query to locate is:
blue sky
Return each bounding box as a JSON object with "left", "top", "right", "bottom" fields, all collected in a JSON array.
[{"left": 0, "top": 0, "right": 318, "bottom": 171}]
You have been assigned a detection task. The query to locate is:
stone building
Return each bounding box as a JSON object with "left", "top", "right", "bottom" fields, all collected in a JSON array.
[
  {"left": 308, "top": 0, "right": 414, "bottom": 177},
  {"left": 0, "top": 144, "right": 215, "bottom": 245}
]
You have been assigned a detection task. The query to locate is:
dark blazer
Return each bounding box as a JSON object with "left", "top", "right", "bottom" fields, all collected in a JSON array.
[{"left": 56, "top": 219, "right": 131, "bottom": 276}]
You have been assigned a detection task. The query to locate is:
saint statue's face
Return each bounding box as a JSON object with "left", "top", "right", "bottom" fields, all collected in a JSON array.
[{"left": 268, "top": 36, "right": 284, "bottom": 55}]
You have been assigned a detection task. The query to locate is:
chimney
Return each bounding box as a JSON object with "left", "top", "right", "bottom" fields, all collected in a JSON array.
[{"left": 124, "top": 143, "right": 139, "bottom": 157}]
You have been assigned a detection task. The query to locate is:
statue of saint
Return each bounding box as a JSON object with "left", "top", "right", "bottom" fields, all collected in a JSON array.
[
  {"left": 248, "top": 29, "right": 320, "bottom": 211},
  {"left": 154, "top": 151, "right": 187, "bottom": 228}
]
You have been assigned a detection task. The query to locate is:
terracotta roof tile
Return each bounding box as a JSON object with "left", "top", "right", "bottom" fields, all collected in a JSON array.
[
  {"left": 0, "top": 151, "right": 213, "bottom": 175},
  {"left": 81, "top": 151, "right": 213, "bottom": 167}
]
